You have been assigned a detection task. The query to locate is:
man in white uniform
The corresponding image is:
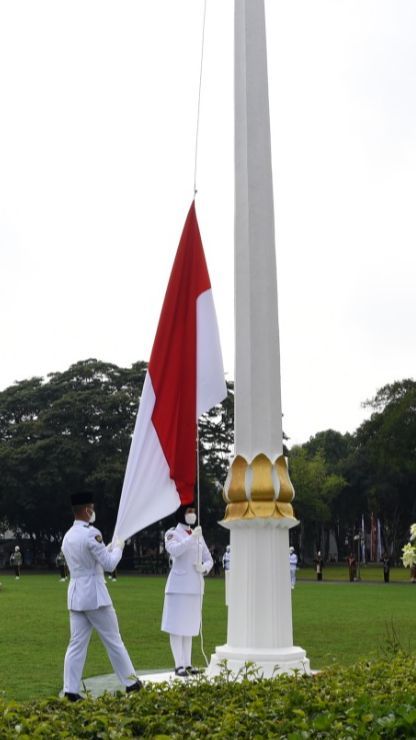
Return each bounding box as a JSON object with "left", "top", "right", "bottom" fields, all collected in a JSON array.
[
  {"left": 289, "top": 546, "right": 298, "bottom": 590},
  {"left": 62, "top": 492, "right": 142, "bottom": 701},
  {"left": 161, "top": 503, "right": 213, "bottom": 677}
]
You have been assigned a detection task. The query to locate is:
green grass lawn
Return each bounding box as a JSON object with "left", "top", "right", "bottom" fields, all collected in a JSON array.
[{"left": 0, "top": 571, "right": 414, "bottom": 702}]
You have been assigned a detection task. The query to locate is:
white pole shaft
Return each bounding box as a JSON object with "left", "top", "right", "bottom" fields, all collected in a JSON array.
[{"left": 234, "top": 0, "right": 283, "bottom": 462}]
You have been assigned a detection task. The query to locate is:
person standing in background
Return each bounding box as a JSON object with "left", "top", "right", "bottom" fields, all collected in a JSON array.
[
  {"left": 347, "top": 553, "right": 357, "bottom": 582},
  {"left": 382, "top": 552, "right": 391, "bottom": 583},
  {"left": 289, "top": 546, "right": 298, "bottom": 590},
  {"left": 56, "top": 550, "right": 68, "bottom": 581},
  {"left": 222, "top": 545, "right": 231, "bottom": 606},
  {"left": 10, "top": 546, "right": 23, "bottom": 579},
  {"left": 222, "top": 545, "right": 231, "bottom": 572},
  {"left": 314, "top": 551, "right": 324, "bottom": 581}
]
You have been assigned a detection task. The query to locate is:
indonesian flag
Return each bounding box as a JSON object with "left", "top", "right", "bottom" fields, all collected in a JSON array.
[{"left": 113, "top": 202, "right": 227, "bottom": 541}]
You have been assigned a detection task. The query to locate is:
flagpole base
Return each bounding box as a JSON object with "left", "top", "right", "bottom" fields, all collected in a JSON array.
[{"left": 207, "top": 644, "right": 310, "bottom": 679}]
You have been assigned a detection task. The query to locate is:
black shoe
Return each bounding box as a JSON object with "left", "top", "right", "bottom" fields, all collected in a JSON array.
[
  {"left": 64, "top": 692, "right": 83, "bottom": 702},
  {"left": 174, "top": 666, "right": 189, "bottom": 677},
  {"left": 185, "top": 666, "right": 201, "bottom": 675},
  {"left": 126, "top": 679, "right": 143, "bottom": 693}
]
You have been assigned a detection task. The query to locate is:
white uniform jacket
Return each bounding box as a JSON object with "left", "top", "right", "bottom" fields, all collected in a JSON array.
[
  {"left": 164, "top": 524, "right": 213, "bottom": 595},
  {"left": 62, "top": 521, "right": 122, "bottom": 611},
  {"left": 289, "top": 553, "right": 298, "bottom": 569}
]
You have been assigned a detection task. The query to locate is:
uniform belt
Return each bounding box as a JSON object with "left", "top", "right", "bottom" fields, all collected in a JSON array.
[{"left": 70, "top": 570, "right": 101, "bottom": 578}]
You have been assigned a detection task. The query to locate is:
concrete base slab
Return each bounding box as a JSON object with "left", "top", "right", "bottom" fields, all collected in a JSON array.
[
  {"left": 62, "top": 669, "right": 206, "bottom": 699},
  {"left": 62, "top": 650, "right": 312, "bottom": 698}
]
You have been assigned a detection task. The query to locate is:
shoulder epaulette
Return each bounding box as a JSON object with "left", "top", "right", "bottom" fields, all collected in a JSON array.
[{"left": 165, "top": 527, "right": 175, "bottom": 541}]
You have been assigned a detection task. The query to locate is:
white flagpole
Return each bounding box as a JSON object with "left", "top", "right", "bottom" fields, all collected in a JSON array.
[{"left": 208, "top": 0, "right": 310, "bottom": 678}]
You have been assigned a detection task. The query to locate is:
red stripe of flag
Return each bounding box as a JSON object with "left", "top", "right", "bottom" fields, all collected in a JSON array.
[{"left": 149, "top": 201, "right": 211, "bottom": 504}]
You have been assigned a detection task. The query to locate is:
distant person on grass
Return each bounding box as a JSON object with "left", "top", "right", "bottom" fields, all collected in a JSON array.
[
  {"left": 56, "top": 550, "right": 68, "bottom": 581},
  {"left": 314, "top": 551, "right": 324, "bottom": 581},
  {"left": 222, "top": 545, "right": 231, "bottom": 573},
  {"left": 289, "top": 546, "right": 298, "bottom": 589},
  {"left": 222, "top": 544, "right": 231, "bottom": 606},
  {"left": 347, "top": 553, "right": 357, "bottom": 582},
  {"left": 61, "top": 491, "right": 142, "bottom": 701},
  {"left": 10, "top": 546, "right": 23, "bottom": 579},
  {"left": 382, "top": 552, "right": 391, "bottom": 583}
]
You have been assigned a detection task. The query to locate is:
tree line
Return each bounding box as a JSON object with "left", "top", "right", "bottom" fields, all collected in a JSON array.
[
  {"left": 0, "top": 358, "right": 414, "bottom": 564},
  {"left": 289, "top": 379, "right": 416, "bottom": 562}
]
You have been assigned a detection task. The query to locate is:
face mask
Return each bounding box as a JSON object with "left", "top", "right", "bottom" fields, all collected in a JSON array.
[
  {"left": 87, "top": 509, "right": 96, "bottom": 524},
  {"left": 185, "top": 512, "right": 197, "bottom": 526}
]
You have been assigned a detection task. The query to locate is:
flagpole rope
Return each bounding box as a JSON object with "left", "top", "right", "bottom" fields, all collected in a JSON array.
[
  {"left": 193, "top": 0, "right": 208, "bottom": 198},
  {"left": 196, "top": 423, "right": 201, "bottom": 526},
  {"left": 199, "top": 604, "right": 210, "bottom": 667}
]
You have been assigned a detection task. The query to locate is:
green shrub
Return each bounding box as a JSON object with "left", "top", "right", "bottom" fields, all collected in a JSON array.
[{"left": 1, "top": 655, "right": 416, "bottom": 738}]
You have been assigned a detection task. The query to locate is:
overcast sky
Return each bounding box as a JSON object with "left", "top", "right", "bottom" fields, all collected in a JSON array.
[{"left": 1, "top": 0, "right": 415, "bottom": 446}]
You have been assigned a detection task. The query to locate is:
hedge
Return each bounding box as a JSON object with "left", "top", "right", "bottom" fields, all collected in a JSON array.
[{"left": 1, "top": 654, "right": 416, "bottom": 738}]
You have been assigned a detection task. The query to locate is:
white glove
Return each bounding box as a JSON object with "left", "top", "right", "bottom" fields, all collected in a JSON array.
[
  {"left": 191, "top": 525, "right": 202, "bottom": 539},
  {"left": 194, "top": 562, "right": 205, "bottom": 574},
  {"left": 113, "top": 537, "right": 125, "bottom": 551}
]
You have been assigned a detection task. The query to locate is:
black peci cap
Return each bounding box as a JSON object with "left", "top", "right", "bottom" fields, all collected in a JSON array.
[
  {"left": 70, "top": 492, "right": 94, "bottom": 506},
  {"left": 174, "top": 501, "right": 195, "bottom": 524}
]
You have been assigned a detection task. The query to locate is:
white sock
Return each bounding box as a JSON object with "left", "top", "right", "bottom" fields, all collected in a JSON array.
[
  {"left": 183, "top": 636, "right": 192, "bottom": 667},
  {"left": 169, "top": 634, "right": 184, "bottom": 668}
]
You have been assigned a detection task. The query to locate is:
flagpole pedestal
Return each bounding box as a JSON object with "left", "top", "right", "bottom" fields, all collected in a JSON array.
[
  {"left": 208, "top": 518, "right": 310, "bottom": 678},
  {"left": 208, "top": 647, "right": 309, "bottom": 679}
]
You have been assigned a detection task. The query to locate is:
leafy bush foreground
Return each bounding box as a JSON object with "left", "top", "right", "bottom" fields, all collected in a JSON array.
[{"left": 2, "top": 655, "right": 416, "bottom": 739}]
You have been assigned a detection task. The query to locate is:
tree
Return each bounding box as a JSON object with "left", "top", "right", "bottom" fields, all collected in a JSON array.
[
  {"left": 354, "top": 378, "right": 416, "bottom": 557},
  {"left": 303, "top": 429, "right": 353, "bottom": 469},
  {"left": 0, "top": 359, "right": 147, "bottom": 552},
  {"left": 289, "top": 446, "right": 345, "bottom": 560}
]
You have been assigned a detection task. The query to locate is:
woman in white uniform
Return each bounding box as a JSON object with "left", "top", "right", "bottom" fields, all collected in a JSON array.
[{"left": 161, "top": 503, "right": 213, "bottom": 677}]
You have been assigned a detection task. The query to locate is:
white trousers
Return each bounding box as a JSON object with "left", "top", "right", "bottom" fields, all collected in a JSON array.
[
  {"left": 64, "top": 606, "right": 136, "bottom": 693},
  {"left": 169, "top": 634, "right": 193, "bottom": 668},
  {"left": 290, "top": 567, "right": 297, "bottom": 588}
]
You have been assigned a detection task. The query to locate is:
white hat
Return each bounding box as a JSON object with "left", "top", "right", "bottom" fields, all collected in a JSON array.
[
  {"left": 289, "top": 546, "right": 294, "bottom": 554},
  {"left": 15, "top": 546, "right": 20, "bottom": 551}
]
